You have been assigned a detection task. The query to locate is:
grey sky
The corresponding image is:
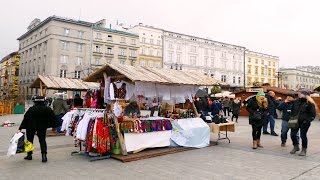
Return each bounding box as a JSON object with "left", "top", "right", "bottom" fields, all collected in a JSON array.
[{"left": 1, "top": 0, "right": 319, "bottom": 67}]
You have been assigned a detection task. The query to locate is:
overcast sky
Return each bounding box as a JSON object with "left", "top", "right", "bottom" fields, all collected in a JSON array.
[{"left": 1, "top": 0, "right": 319, "bottom": 67}]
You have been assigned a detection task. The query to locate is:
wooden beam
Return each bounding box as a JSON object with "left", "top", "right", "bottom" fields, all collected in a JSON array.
[
  {"left": 39, "top": 81, "right": 43, "bottom": 96},
  {"left": 191, "top": 102, "right": 200, "bottom": 117}
]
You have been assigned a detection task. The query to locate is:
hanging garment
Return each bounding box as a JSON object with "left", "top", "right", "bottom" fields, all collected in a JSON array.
[
  {"left": 110, "top": 81, "right": 126, "bottom": 99},
  {"left": 96, "top": 118, "right": 110, "bottom": 154},
  {"left": 104, "top": 77, "right": 111, "bottom": 103}
]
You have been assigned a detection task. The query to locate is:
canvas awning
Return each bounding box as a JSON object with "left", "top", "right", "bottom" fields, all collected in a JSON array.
[
  {"left": 30, "top": 75, "right": 99, "bottom": 91},
  {"left": 84, "top": 63, "right": 227, "bottom": 86}
]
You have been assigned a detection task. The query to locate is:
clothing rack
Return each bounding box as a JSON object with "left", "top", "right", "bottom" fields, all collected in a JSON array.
[{"left": 70, "top": 109, "right": 111, "bottom": 162}]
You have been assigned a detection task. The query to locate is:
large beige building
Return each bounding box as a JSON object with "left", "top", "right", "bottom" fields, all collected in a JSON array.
[
  {"left": 17, "top": 16, "right": 139, "bottom": 97},
  {"left": 245, "top": 51, "right": 279, "bottom": 87},
  {"left": 280, "top": 68, "right": 320, "bottom": 90}
]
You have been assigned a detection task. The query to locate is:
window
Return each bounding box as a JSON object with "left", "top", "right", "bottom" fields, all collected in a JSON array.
[
  {"left": 273, "top": 62, "right": 275, "bottom": 66},
  {"left": 149, "top": 61, "right": 154, "bottom": 68},
  {"left": 95, "top": 58, "right": 100, "bottom": 65},
  {"left": 140, "top": 60, "right": 145, "bottom": 66},
  {"left": 268, "top": 68, "right": 272, "bottom": 76},
  {"left": 142, "top": 37, "right": 146, "bottom": 43},
  {"left": 268, "top": 61, "right": 271, "bottom": 66},
  {"left": 43, "top": 41, "right": 47, "bottom": 51},
  {"left": 106, "top": 47, "right": 113, "bottom": 54},
  {"left": 255, "top": 59, "right": 259, "bottom": 64},
  {"left": 168, "top": 52, "right": 173, "bottom": 62},
  {"left": 150, "top": 39, "right": 154, "bottom": 44},
  {"left": 44, "top": 28, "right": 48, "bottom": 35},
  {"left": 60, "top": 55, "right": 68, "bottom": 64},
  {"left": 261, "top": 60, "right": 264, "bottom": 64},
  {"left": 190, "top": 56, "right": 196, "bottom": 65},
  {"left": 177, "top": 54, "right": 181, "bottom": 63},
  {"left": 78, "top": 31, "right": 84, "bottom": 39},
  {"left": 119, "top": 48, "right": 126, "bottom": 56},
  {"left": 121, "top": 37, "right": 126, "bottom": 43},
  {"left": 75, "top": 71, "right": 81, "bottom": 79},
  {"left": 238, "top": 77, "right": 241, "bottom": 84},
  {"left": 221, "top": 75, "right": 227, "bottom": 82},
  {"left": 211, "top": 58, "right": 214, "bottom": 67},
  {"left": 60, "top": 69, "right": 67, "bottom": 78},
  {"left": 64, "top": 28, "right": 70, "bottom": 36},
  {"left": 247, "top": 65, "right": 252, "bottom": 73},
  {"left": 42, "top": 55, "right": 46, "bottom": 73},
  {"left": 177, "top": 44, "right": 181, "bottom": 51},
  {"left": 120, "top": 60, "right": 126, "bottom": 65},
  {"left": 149, "top": 49, "right": 153, "bottom": 56},
  {"left": 190, "top": 45, "right": 196, "bottom": 53},
  {"left": 95, "top": 45, "right": 101, "bottom": 53},
  {"left": 255, "top": 66, "right": 259, "bottom": 74},
  {"left": 76, "top": 57, "right": 82, "bottom": 65},
  {"left": 157, "top": 40, "right": 161, "bottom": 45},
  {"left": 61, "top": 41, "right": 69, "bottom": 50},
  {"left": 141, "top": 48, "right": 145, "bottom": 55},
  {"left": 131, "top": 39, "right": 136, "bottom": 45},
  {"left": 233, "top": 76, "right": 236, "bottom": 84},
  {"left": 157, "top": 50, "right": 161, "bottom": 57},
  {"left": 96, "top": 33, "right": 102, "bottom": 39},
  {"left": 169, "top": 43, "right": 173, "bottom": 49},
  {"left": 221, "top": 52, "right": 227, "bottom": 58},
  {"left": 130, "top": 50, "right": 137, "bottom": 57},
  {"left": 261, "top": 67, "right": 265, "bottom": 75},
  {"left": 248, "top": 58, "right": 251, "bottom": 63},
  {"left": 107, "top": 35, "right": 113, "bottom": 41},
  {"left": 77, "top": 43, "right": 83, "bottom": 52}
]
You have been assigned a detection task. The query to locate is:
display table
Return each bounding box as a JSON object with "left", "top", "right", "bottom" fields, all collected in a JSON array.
[{"left": 208, "top": 122, "right": 235, "bottom": 143}]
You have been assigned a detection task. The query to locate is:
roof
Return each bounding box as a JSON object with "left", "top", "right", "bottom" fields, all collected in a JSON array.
[
  {"left": 234, "top": 86, "right": 295, "bottom": 95},
  {"left": 84, "top": 63, "right": 227, "bottom": 86},
  {"left": 30, "top": 75, "right": 99, "bottom": 90},
  {"left": 93, "top": 26, "right": 139, "bottom": 37},
  {"left": 17, "top": 15, "right": 94, "bottom": 40},
  {"left": 0, "top": 52, "right": 19, "bottom": 63}
]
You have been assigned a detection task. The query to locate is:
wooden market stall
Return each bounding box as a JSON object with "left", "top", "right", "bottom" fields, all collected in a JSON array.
[{"left": 80, "top": 63, "right": 227, "bottom": 160}]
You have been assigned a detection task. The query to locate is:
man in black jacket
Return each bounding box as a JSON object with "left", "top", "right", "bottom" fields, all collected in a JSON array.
[
  {"left": 277, "top": 94, "right": 299, "bottom": 147},
  {"left": 263, "top": 91, "right": 279, "bottom": 136},
  {"left": 18, "top": 96, "right": 57, "bottom": 163}
]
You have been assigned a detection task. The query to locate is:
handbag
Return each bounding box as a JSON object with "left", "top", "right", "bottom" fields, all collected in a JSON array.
[
  {"left": 288, "top": 117, "right": 299, "bottom": 129},
  {"left": 251, "top": 111, "right": 262, "bottom": 121},
  {"left": 23, "top": 141, "right": 34, "bottom": 153}
]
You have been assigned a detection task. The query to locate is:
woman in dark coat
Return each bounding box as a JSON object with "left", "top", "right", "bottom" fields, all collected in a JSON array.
[
  {"left": 231, "top": 97, "right": 241, "bottom": 122},
  {"left": 246, "top": 91, "right": 268, "bottom": 149},
  {"left": 18, "top": 96, "right": 57, "bottom": 163}
]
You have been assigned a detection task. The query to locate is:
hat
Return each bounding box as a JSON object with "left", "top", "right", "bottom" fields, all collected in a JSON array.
[
  {"left": 257, "top": 91, "right": 265, "bottom": 97},
  {"left": 33, "top": 96, "right": 45, "bottom": 102},
  {"left": 287, "top": 93, "right": 295, "bottom": 98},
  {"left": 298, "top": 90, "right": 310, "bottom": 96}
]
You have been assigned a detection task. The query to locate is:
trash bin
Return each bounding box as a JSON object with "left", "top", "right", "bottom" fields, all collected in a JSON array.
[{"left": 14, "top": 105, "right": 25, "bottom": 114}]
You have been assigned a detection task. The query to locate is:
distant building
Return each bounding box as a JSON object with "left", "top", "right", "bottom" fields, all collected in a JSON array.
[
  {"left": 296, "top": 66, "right": 320, "bottom": 74},
  {"left": 280, "top": 68, "right": 320, "bottom": 90},
  {"left": 245, "top": 51, "right": 279, "bottom": 87},
  {"left": 0, "top": 52, "right": 20, "bottom": 100}
]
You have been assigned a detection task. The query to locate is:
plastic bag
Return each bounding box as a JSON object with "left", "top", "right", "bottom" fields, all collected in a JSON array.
[
  {"left": 23, "top": 141, "right": 34, "bottom": 153},
  {"left": 16, "top": 134, "right": 25, "bottom": 153},
  {"left": 7, "top": 132, "right": 24, "bottom": 157}
]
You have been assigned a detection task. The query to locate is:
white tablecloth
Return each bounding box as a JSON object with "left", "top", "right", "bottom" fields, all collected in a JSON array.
[{"left": 124, "top": 131, "right": 172, "bottom": 152}]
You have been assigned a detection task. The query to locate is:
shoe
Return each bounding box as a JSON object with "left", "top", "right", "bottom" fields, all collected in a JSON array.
[
  {"left": 24, "top": 154, "right": 32, "bottom": 160},
  {"left": 271, "top": 132, "right": 278, "bottom": 136},
  {"left": 252, "top": 140, "right": 257, "bottom": 149},
  {"left": 281, "top": 143, "right": 286, "bottom": 147},
  {"left": 290, "top": 145, "right": 300, "bottom": 154},
  {"left": 42, "top": 153, "right": 48, "bottom": 163},
  {"left": 299, "top": 148, "right": 307, "bottom": 156},
  {"left": 263, "top": 131, "right": 270, "bottom": 135},
  {"left": 257, "top": 139, "right": 263, "bottom": 148}
]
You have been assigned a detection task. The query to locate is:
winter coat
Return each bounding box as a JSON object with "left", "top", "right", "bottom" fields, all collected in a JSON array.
[
  {"left": 266, "top": 95, "right": 278, "bottom": 116},
  {"left": 246, "top": 97, "right": 268, "bottom": 127},
  {"left": 291, "top": 98, "right": 316, "bottom": 124},
  {"left": 52, "top": 98, "right": 68, "bottom": 115},
  {"left": 200, "top": 98, "right": 210, "bottom": 112},
  {"left": 222, "top": 99, "right": 231, "bottom": 108},
  {"left": 73, "top": 98, "right": 84, "bottom": 107},
  {"left": 194, "top": 100, "right": 202, "bottom": 113},
  {"left": 210, "top": 101, "right": 222, "bottom": 116},
  {"left": 231, "top": 101, "right": 241, "bottom": 115},
  {"left": 19, "top": 104, "right": 57, "bottom": 130},
  {"left": 277, "top": 101, "right": 294, "bottom": 121}
]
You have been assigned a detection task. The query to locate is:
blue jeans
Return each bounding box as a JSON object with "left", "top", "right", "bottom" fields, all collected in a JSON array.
[
  {"left": 291, "top": 122, "right": 310, "bottom": 148},
  {"left": 281, "top": 120, "right": 299, "bottom": 144},
  {"left": 56, "top": 114, "right": 64, "bottom": 133},
  {"left": 263, "top": 115, "right": 275, "bottom": 132}
]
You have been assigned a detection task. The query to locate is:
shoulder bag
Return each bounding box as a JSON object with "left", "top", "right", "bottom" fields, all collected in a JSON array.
[{"left": 288, "top": 104, "right": 306, "bottom": 129}]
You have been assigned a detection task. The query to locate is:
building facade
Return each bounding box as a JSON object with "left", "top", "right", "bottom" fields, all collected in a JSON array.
[
  {"left": 296, "top": 66, "right": 320, "bottom": 74},
  {"left": 127, "top": 24, "right": 163, "bottom": 68},
  {"left": 0, "top": 52, "right": 20, "bottom": 100},
  {"left": 245, "top": 51, "right": 279, "bottom": 87},
  {"left": 91, "top": 26, "right": 139, "bottom": 70},
  {"left": 280, "top": 68, "right": 320, "bottom": 90},
  {"left": 163, "top": 31, "right": 245, "bottom": 88}
]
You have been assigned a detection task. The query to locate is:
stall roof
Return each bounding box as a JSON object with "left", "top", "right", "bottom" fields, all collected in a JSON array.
[
  {"left": 30, "top": 75, "right": 100, "bottom": 90},
  {"left": 84, "top": 63, "right": 227, "bottom": 86}
]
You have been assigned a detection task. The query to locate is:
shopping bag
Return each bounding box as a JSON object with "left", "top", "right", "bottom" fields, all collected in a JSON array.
[
  {"left": 7, "top": 132, "right": 24, "bottom": 157},
  {"left": 16, "top": 134, "right": 25, "bottom": 153},
  {"left": 23, "top": 141, "right": 34, "bottom": 153}
]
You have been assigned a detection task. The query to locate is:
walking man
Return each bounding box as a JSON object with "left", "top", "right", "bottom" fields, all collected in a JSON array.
[{"left": 263, "top": 91, "right": 279, "bottom": 136}]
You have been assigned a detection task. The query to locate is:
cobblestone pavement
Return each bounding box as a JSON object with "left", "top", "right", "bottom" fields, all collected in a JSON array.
[{"left": 1, "top": 114, "right": 320, "bottom": 180}]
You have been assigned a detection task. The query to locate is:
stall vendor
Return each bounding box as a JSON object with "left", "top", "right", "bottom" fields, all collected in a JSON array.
[{"left": 124, "top": 101, "right": 141, "bottom": 116}]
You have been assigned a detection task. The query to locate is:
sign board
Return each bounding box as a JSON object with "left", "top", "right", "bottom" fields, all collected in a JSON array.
[{"left": 246, "top": 88, "right": 264, "bottom": 93}]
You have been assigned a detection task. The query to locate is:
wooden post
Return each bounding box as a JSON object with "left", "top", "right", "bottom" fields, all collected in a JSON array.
[
  {"left": 44, "top": 87, "right": 47, "bottom": 97},
  {"left": 39, "top": 81, "right": 43, "bottom": 96},
  {"left": 103, "top": 72, "right": 127, "bottom": 156},
  {"left": 192, "top": 102, "right": 200, "bottom": 117}
]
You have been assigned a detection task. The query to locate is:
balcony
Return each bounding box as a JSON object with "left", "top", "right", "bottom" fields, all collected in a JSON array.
[
  {"left": 118, "top": 55, "right": 127, "bottom": 59},
  {"left": 105, "top": 53, "right": 114, "bottom": 58},
  {"left": 129, "top": 56, "right": 137, "bottom": 61}
]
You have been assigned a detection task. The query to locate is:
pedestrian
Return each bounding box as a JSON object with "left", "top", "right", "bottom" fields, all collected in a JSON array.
[
  {"left": 210, "top": 98, "right": 223, "bottom": 117},
  {"left": 222, "top": 97, "right": 231, "bottom": 116},
  {"left": 289, "top": 90, "right": 317, "bottom": 156},
  {"left": 194, "top": 96, "right": 202, "bottom": 114},
  {"left": 18, "top": 96, "right": 57, "bottom": 163},
  {"left": 52, "top": 94, "right": 68, "bottom": 134},
  {"left": 246, "top": 91, "right": 268, "bottom": 149},
  {"left": 200, "top": 96, "right": 210, "bottom": 116},
  {"left": 73, "top": 94, "right": 84, "bottom": 108},
  {"left": 231, "top": 97, "right": 241, "bottom": 122},
  {"left": 263, "top": 91, "right": 279, "bottom": 136},
  {"left": 277, "top": 94, "right": 299, "bottom": 147}
]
